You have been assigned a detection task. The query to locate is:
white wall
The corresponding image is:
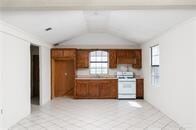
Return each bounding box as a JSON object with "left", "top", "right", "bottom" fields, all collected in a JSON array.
[
  {"left": 194, "top": 23, "right": 196, "bottom": 130},
  {"left": 0, "top": 21, "right": 51, "bottom": 129},
  {"left": 58, "top": 33, "right": 140, "bottom": 49},
  {"left": 39, "top": 46, "right": 51, "bottom": 105},
  {"left": 142, "top": 18, "right": 196, "bottom": 129},
  {"left": 0, "top": 29, "right": 3, "bottom": 129},
  {"left": 1, "top": 32, "right": 31, "bottom": 129}
]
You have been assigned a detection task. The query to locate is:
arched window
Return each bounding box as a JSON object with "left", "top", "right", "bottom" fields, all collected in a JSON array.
[{"left": 90, "top": 51, "right": 108, "bottom": 74}]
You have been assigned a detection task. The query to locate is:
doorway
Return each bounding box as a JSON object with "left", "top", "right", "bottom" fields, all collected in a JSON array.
[
  {"left": 30, "top": 45, "right": 40, "bottom": 105},
  {"left": 53, "top": 59, "right": 75, "bottom": 97}
]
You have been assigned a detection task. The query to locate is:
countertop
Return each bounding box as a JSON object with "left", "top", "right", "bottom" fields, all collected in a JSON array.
[
  {"left": 76, "top": 75, "right": 143, "bottom": 80},
  {"left": 75, "top": 77, "right": 118, "bottom": 80},
  {"left": 76, "top": 75, "right": 118, "bottom": 80}
]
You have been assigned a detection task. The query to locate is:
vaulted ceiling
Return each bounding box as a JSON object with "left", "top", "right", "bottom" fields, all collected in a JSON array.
[{"left": 1, "top": 10, "right": 196, "bottom": 45}]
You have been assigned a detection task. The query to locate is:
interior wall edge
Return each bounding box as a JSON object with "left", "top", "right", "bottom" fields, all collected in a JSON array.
[{"left": 39, "top": 46, "right": 51, "bottom": 106}]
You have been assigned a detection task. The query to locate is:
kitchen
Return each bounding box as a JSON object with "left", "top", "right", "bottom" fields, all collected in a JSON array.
[
  {"left": 1, "top": 2, "right": 196, "bottom": 129},
  {"left": 51, "top": 48, "right": 144, "bottom": 99}
]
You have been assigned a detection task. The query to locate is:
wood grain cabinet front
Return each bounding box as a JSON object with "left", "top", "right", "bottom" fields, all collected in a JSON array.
[
  {"left": 51, "top": 49, "right": 64, "bottom": 58},
  {"left": 63, "top": 49, "right": 76, "bottom": 58},
  {"left": 51, "top": 49, "right": 76, "bottom": 58},
  {"left": 136, "top": 79, "right": 144, "bottom": 99},
  {"left": 133, "top": 50, "right": 142, "bottom": 69},
  {"left": 109, "top": 50, "right": 117, "bottom": 68},
  {"left": 117, "top": 50, "right": 136, "bottom": 64},
  {"left": 99, "top": 80, "right": 111, "bottom": 98},
  {"left": 75, "top": 80, "right": 88, "bottom": 97},
  {"left": 76, "top": 50, "right": 89, "bottom": 68},
  {"left": 75, "top": 79, "right": 118, "bottom": 99},
  {"left": 88, "top": 81, "right": 99, "bottom": 97}
]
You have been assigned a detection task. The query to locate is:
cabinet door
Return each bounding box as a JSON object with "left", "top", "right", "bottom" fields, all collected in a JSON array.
[
  {"left": 99, "top": 80, "right": 111, "bottom": 98},
  {"left": 110, "top": 80, "right": 118, "bottom": 98},
  {"left": 51, "top": 50, "right": 64, "bottom": 58},
  {"left": 88, "top": 81, "right": 99, "bottom": 97},
  {"left": 109, "top": 50, "right": 117, "bottom": 68},
  {"left": 136, "top": 79, "right": 144, "bottom": 99},
  {"left": 117, "top": 50, "right": 136, "bottom": 64},
  {"left": 117, "top": 50, "right": 127, "bottom": 57},
  {"left": 63, "top": 49, "right": 76, "bottom": 58},
  {"left": 127, "top": 50, "right": 135, "bottom": 58},
  {"left": 76, "top": 81, "right": 88, "bottom": 97},
  {"left": 51, "top": 49, "right": 76, "bottom": 58},
  {"left": 77, "top": 50, "right": 89, "bottom": 68},
  {"left": 133, "top": 50, "right": 142, "bottom": 69}
]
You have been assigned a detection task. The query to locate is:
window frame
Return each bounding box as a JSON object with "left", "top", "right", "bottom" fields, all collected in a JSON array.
[
  {"left": 89, "top": 50, "right": 109, "bottom": 75},
  {"left": 151, "top": 45, "right": 160, "bottom": 67},
  {"left": 150, "top": 45, "right": 160, "bottom": 87}
]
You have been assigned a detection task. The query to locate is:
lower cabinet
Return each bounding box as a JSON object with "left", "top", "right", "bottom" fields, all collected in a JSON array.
[
  {"left": 75, "top": 81, "right": 88, "bottom": 97},
  {"left": 75, "top": 79, "right": 118, "bottom": 99},
  {"left": 88, "top": 81, "right": 99, "bottom": 97},
  {"left": 136, "top": 79, "right": 144, "bottom": 99}
]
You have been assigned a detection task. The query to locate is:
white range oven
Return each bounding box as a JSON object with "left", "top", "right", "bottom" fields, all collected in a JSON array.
[{"left": 117, "top": 72, "right": 136, "bottom": 99}]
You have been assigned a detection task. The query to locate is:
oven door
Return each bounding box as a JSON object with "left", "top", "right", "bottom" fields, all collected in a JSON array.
[{"left": 118, "top": 80, "right": 136, "bottom": 94}]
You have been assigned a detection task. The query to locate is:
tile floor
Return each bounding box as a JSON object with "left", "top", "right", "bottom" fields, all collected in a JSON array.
[{"left": 10, "top": 97, "right": 184, "bottom": 130}]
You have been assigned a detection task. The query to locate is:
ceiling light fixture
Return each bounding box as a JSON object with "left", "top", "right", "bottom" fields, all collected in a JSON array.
[{"left": 45, "top": 27, "right": 52, "bottom": 31}]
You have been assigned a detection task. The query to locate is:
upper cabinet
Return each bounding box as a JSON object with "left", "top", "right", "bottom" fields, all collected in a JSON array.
[
  {"left": 117, "top": 50, "right": 136, "bottom": 65},
  {"left": 51, "top": 49, "right": 64, "bottom": 58},
  {"left": 109, "top": 50, "right": 117, "bottom": 68},
  {"left": 51, "top": 49, "right": 76, "bottom": 58},
  {"left": 51, "top": 48, "right": 142, "bottom": 69},
  {"left": 132, "top": 50, "right": 142, "bottom": 69},
  {"left": 76, "top": 50, "right": 89, "bottom": 68},
  {"left": 114, "top": 49, "right": 142, "bottom": 69}
]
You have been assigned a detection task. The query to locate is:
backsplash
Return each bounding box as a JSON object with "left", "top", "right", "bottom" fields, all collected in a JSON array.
[{"left": 77, "top": 64, "right": 142, "bottom": 77}]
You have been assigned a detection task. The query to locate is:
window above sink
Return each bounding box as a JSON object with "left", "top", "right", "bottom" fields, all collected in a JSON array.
[{"left": 89, "top": 50, "right": 108, "bottom": 75}]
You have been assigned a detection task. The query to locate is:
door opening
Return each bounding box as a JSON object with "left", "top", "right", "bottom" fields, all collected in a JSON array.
[{"left": 30, "top": 45, "right": 40, "bottom": 105}]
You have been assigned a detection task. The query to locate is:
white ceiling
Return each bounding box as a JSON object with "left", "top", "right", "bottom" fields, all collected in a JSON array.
[
  {"left": 1, "top": 10, "right": 196, "bottom": 45},
  {"left": 1, "top": 0, "right": 196, "bottom": 8}
]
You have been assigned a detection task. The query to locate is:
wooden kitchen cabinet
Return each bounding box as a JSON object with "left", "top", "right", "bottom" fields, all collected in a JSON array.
[
  {"left": 75, "top": 80, "right": 88, "bottom": 97},
  {"left": 88, "top": 81, "right": 99, "bottom": 97},
  {"left": 75, "top": 79, "right": 118, "bottom": 99},
  {"left": 63, "top": 49, "right": 76, "bottom": 58},
  {"left": 99, "top": 80, "right": 111, "bottom": 98},
  {"left": 51, "top": 48, "right": 77, "bottom": 98},
  {"left": 109, "top": 50, "right": 117, "bottom": 68},
  {"left": 117, "top": 50, "right": 135, "bottom": 58},
  {"left": 51, "top": 49, "right": 64, "bottom": 58},
  {"left": 133, "top": 50, "right": 142, "bottom": 69},
  {"left": 51, "top": 49, "right": 76, "bottom": 58},
  {"left": 110, "top": 80, "right": 118, "bottom": 97},
  {"left": 117, "top": 50, "right": 136, "bottom": 64},
  {"left": 76, "top": 50, "right": 89, "bottom": 68},
  {"left": 136, "top": 79, "right": 144, "bottom": 99}
]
